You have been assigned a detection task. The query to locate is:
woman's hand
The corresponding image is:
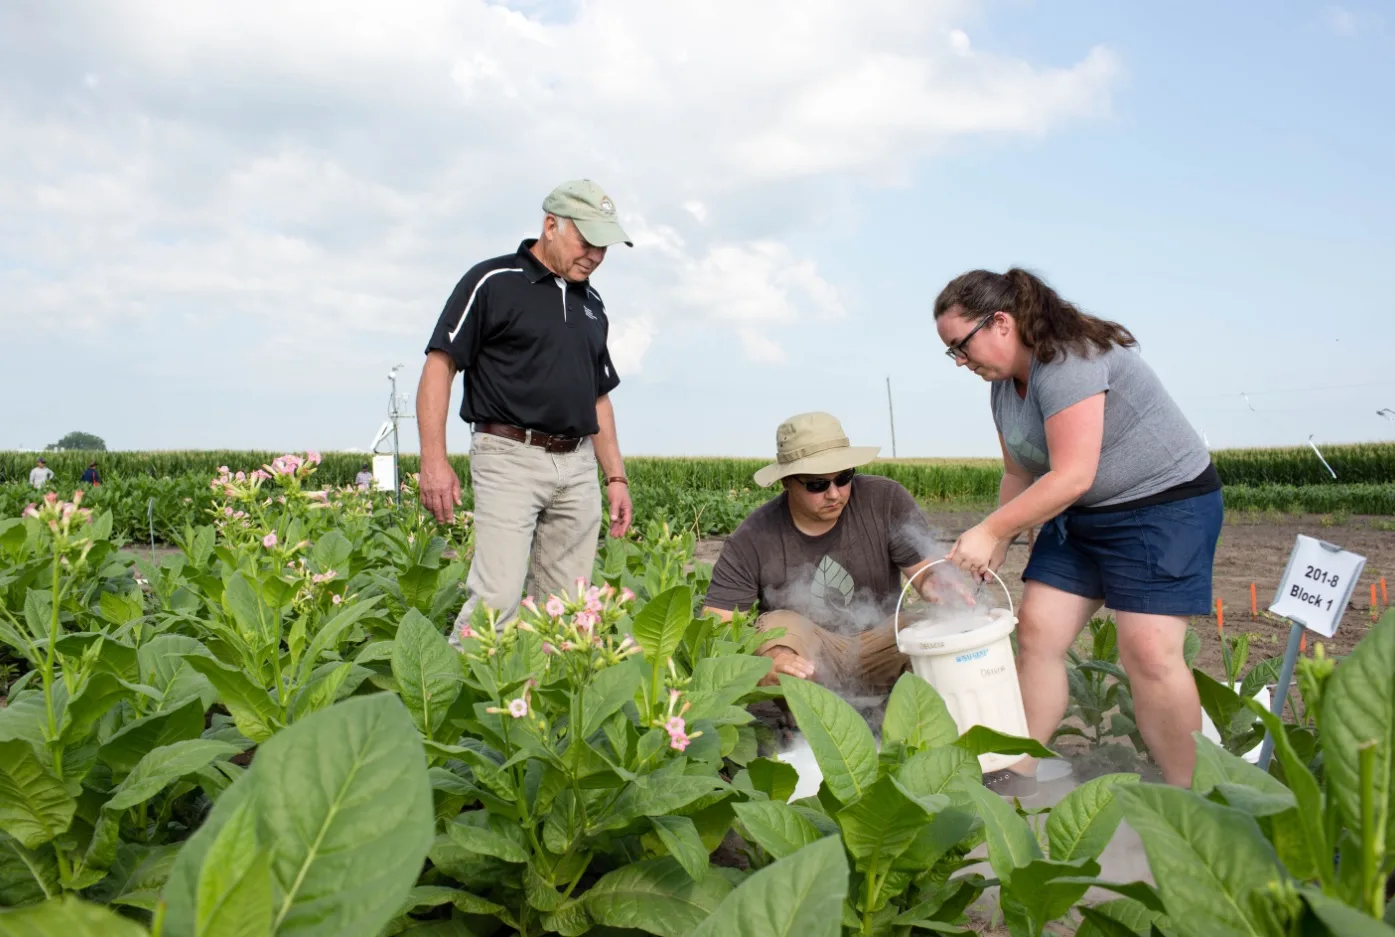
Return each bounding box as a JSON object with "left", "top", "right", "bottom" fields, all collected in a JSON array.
[{"left": 948, "top": 523, "right": 1004, "bottom": 577}]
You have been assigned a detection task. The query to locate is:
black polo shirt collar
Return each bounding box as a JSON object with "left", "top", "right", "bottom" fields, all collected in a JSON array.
[{"left": 517, "top": 239, "right": 595, "bottom": 290}]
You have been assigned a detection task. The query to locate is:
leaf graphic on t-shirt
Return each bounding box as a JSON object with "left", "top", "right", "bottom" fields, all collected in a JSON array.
[
  {"left": 1005, "top": 421, "right": 1048, "bottom": 468},
  {"left": 810, "top": 555, "right": 855, "bottom": 611}
]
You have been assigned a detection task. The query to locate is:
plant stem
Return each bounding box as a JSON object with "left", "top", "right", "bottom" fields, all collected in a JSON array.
[
  {"left": 41, "top": 554, "right": 64, "bottom": 781},
  {"left": 1359, "top": 742, "right": 1383, "bottom": 918}
]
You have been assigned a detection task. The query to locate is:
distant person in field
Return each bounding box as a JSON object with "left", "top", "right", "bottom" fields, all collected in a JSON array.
[
  {"left": 416, "top": 179, "right": 634, "bottom": 631},
  {"left": 354, "top": 464, "right": 373, "bottom": 490},
  {"left": 29, "top": 458, "right": 54, "bottom": 489},
  {"left": 935, "top": 268, "right": 1221, "bottom": 787},
  {"left": 80, "top": 461, "right": 101, "bottom": 485},
  {"left": 701, "top": 412, "right": 967, "bottom": 696}
]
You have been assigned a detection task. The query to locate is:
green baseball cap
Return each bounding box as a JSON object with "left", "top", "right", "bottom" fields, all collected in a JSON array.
[{"left": 542, "top": 179, "right": 632, "bottom": 248}]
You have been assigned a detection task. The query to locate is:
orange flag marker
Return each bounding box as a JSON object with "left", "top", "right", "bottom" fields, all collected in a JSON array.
[
  {"left": 1216, "top": 597, "right": 1224, "bottom": 634},
  {"left": 1250, "top": 582, "right": 1258, "bottom": 617},
  {"left": 1382, "top": 577, "right": 1388, "bottom": 607}
]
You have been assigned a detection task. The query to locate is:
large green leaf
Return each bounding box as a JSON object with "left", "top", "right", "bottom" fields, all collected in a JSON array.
[
  {"left": 162, "top": 769, "right": 255, "bottom": 937},
  {"left": 650, "top": 815, "right": 711, "bottom": 880},
  {"left": 897, "top": 746, "right": 985, "bottom": 800},
  {"left": 882, "top": 673, "right": 959, "bottom": 751},
  {"left": 684, "top": 656, "right": 772, "bottom": 721},
  {"left": 85, "top": 739, "right": 241, "bottom": 873},
  {"left": 960, "top": 781, "right": 1041, "bottom": 884},
  {"left": 1046, "top": 773, "right": 1139, "bottom": 862},
  {"left": 953, "top": 725, "right": 1054, "bottom": 759},
  {"left": 194, "top": 797, "right": 272, "bottom": 937},
  {"left": 57, "top": 672, "right": 128, "bottom": 746},
  {"left": 223, "top": 572, "right": 274, "bottom": 640},
  {"left": 137, "top": 635, "right": 216, "bottom": 711},
  {"left": 97, "top": 697, "right": 207, "bottom": 778},
  {"left": 0, "top": 694, "right": 45, "bottom": 747},
  {"left": 0, "top": 740, "right": 75, "bottom": 850},
  {"left": 733, "top": 801, "right": 824, "bottom": 860},
  {"left": 1190, "top": 734, "right": 1294, "bottom": 818},
  {"left": 1245, "top": 701, "right": 1331, "bottom": 889},
  {"left": 597, "top": 776, "right": 725, "bottom": 832},
  {"left": 311, "top": 530, "right": 353, "bottom": 577},
  {"left": 777, "top": 676, "right": 877, "bottom": 805},
  {"left": 586, "top": 857, "right": 733, "bottom": 937},
  {"left": 1321, "top": 608, "right": 1395, "bottom": 848},
  {"left": 0, "top": 895, "right": 150, "bottom": 937},
  {"left": 397, "top": 565, "right": 439, "bottom": 613},
  {"left": 631, "top": 585, "right": 693, "bottom": 665},
  {"left": 1000, "top": 857, "right": 1102, "bottom": 937},
  {"left": 445, "top": 819, "right": 527, "bottom": 864},
  {"left": 0, "top": 833, "right": 59, "bottom": 907},
  {"left": 92, "top": 843, "right": 180, "bottom": 914},
  {"left": 1300, "top": 886, "right": 1395, "bottom": 937},
  {"left": 255, "top": 695, "right": 434, "bottom": 937},
  {"left": 294, "top": 596, "right": 385, "bottom": 685},
  {"left": 1115, "top": 784, "right": 1283, "bottom": 937},
  {"left": 836, "top": 775, "right": 941, "bottom": 871},
  {"left": 182, "top": 655, "right": 281, "bottom": 743},
  {"left": 1077, "top": 900, "right": 1160, "bottom": 937},
  {"left": 581, "top": 658, "right": 644, "bottom": 739},
  {"left": 391, "top": 609, "right": 461, "bottom": 737},
  {"left": 688, "top": 836, "right": 848, "bottom": 937}
]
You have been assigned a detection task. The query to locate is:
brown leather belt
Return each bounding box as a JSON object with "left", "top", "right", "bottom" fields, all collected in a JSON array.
[{"left": 475, "top": 422, "right": 583, "bottom": 453}]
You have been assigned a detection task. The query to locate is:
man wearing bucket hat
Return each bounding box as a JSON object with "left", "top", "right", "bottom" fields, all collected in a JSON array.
[
  {"left": 701, "top": 412, "right": 963, "bottom": 695},
  {"left": 417, "top": 179, "right": 635, "bottom": 634}
]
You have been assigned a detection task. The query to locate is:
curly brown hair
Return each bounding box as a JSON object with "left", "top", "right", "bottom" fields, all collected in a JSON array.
[{"left": 933, "top": 268, "right": 1136, "bottom": 363}]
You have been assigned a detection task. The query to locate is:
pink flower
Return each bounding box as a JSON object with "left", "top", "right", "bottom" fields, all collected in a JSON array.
[
  {"left": 43, "top": 492, "right": 59, "bottom": 505},
  {"left": 545, "top": 596, "right": 565, "bottom": 619},
  {"left": 666, "top": 716, "right": 686, "bottom": 736},
  {"left": 507, "top": 697, "right": 529, "bottom": 719},
  {"left": 251, "top": 469, "right": 272, "bottom": 481},
  {"left": 22, "top": 503, "right": 36, "bottom": 518},
  {"left": 458, "top": 622, "right": 477, "bottom": 640},
  {"left": 311, "top": 571, "right": 337, "bottom": 584},
  {"left": 574, "top": 610, "right": 597, "bottom": 635},
  {"left": 217, "top": 466, "right": 229, "bottom": 474},
  {"left": 521, "top": 596, "right": 539, "bottom": 615},
  {"left": 601, "top": 584, "right": 616, "bottom": 599},
  {"left": 262, "top": 532, "right": 278, "bottom": 548},
  {"left": 306, "top": 450, "right": 322, "bottom": 465},
  {"left": 574, "top": 576, "right": 588, "bottom": 595},
  {"left": 542, "top": 641, "right": 556, "bottom": 655},
  {"left": 621, "top": 588, "right": 636, "bottom": 604},
  {"left": 224, "top": 506, "right": 234, "bottom": 517},
  {"left": 668, "top": 731, "right": 691, "bottom": 752},
  {"left": 331, "top": 594, "right": 342, "bottom": 605}
]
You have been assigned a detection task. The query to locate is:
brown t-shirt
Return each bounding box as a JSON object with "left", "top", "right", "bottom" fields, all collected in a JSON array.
[{"left": 704, "top": 475, "right": 933, "bottom": 630}]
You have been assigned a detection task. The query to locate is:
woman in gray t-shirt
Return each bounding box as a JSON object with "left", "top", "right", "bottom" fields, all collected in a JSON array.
[{"left": 933, "top": 268, "right": 1221, "bottom": 787}]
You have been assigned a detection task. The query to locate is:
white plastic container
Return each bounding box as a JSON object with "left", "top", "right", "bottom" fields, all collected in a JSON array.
[{"left": 894, "top": 561, "right": 1030, "bottom": 772}]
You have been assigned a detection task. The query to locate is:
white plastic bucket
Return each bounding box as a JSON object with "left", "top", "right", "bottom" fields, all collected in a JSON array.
[{"left": 894, "top": 560, "right": 1030, "bottom": 772}]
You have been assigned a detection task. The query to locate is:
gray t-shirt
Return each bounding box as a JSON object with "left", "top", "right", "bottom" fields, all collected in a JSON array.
[
  {"left": 991, "top": 345, "right": 1209, "bottom": 508},
  {"left": 704, "top": 475, "right": 932, "bottom": 630}
]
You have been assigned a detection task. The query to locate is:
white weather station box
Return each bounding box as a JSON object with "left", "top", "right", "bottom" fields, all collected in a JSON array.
[{"left": 1268, "top": 534, "right": 1366, "bottom": 639}]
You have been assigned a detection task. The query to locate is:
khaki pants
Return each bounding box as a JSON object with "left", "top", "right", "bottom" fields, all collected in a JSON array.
[
  {"left": 756, "top": 610, "right": 909, "bottom": 693},
  {"left": 453, "top": 431, "right": 602, "bottom": 632}
]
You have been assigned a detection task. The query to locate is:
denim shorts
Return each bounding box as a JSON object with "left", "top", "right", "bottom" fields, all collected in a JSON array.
[{"left": 1022, "top": 489, "right": 1223, "bottom": 616}]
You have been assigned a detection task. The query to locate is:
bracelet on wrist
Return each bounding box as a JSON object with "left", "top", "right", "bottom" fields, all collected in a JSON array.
[{"left": 606, "top": 476, "right": 628, "bottom": 486}]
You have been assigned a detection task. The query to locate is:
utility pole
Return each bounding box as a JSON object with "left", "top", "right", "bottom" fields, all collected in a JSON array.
[{"left": 885, "top": 376, "right": 898, "bottom": 459}]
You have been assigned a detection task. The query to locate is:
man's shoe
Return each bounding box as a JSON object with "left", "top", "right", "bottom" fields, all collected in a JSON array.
[{"left": 981, "top": 768, "right": 1038, "bottom": 798}]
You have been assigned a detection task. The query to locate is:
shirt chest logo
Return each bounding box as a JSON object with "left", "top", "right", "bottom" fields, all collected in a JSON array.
[{"left": 583, "top": 306, "right": 598, "bottom": 321}]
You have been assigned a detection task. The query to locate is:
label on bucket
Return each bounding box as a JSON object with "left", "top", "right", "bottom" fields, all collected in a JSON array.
[{"left": 954, "top": 648, "right": 989, "bottom": 663}]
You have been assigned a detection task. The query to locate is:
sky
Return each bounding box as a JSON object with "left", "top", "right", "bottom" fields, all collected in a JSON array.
[{"left": 2, "top": 1, "right": 1393, "bottom": 459}]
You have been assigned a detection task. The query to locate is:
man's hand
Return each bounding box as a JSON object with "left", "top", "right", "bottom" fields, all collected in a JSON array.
[
  {"left": 759, "top": 647, "right": 815, "bottom": 686},
  {"left": 419, "top": 457, "right": 462, "bottom": 523},
  {"left": 606, "top": 480, "right": 633, "bottom": 538}
]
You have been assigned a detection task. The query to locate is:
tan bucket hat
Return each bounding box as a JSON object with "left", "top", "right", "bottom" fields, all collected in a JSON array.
[{"left": 752, "top": 412, "right": 881, "bottom": 488}]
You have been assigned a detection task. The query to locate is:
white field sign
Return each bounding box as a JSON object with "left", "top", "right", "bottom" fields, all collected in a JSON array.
[{"left": 1268, "top": 535, "right": 1366, "bottom": 638}]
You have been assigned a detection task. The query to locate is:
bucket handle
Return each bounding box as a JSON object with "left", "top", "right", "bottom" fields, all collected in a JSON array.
[{"left": 893, "top": 558, "right": 1014, "bottom": 644}]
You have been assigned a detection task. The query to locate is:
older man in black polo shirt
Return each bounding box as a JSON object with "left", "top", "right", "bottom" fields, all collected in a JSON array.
[{"left": 417, "top": 179, "right": 634, "bottom": 631}]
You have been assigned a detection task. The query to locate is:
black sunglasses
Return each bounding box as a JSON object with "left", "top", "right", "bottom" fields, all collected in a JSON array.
[
  {"left": 793, "top": 468, "right": 856, "bottom": 493},
  {"left": 944, "top": 312, "right": 998, "bottom": 361}
]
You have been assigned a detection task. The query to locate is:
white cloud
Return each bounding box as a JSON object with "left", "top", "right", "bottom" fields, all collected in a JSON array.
[
  {"left": 1324, "top": 5, "right": 1383, "bottom": 36},
  {"left": 0, "top": 0, "right": 1118, "bottom": 379}
]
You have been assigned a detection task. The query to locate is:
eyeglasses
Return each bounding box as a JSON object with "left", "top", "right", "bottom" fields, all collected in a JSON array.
[
  {"left": 793, "top": 468, "right": 856, "bottom": 493},
  {"left": 944, "top": 312, "right": 997, "bottom": 361}
]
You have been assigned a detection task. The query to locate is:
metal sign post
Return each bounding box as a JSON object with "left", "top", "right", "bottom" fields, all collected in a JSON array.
[{"left": 1256, "top": 535, "right": 1365, "bottom": 770}]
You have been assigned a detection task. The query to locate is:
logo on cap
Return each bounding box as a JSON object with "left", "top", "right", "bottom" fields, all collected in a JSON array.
[{"left": 599, "top": 197, "right": 615, "bottom": 216}]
